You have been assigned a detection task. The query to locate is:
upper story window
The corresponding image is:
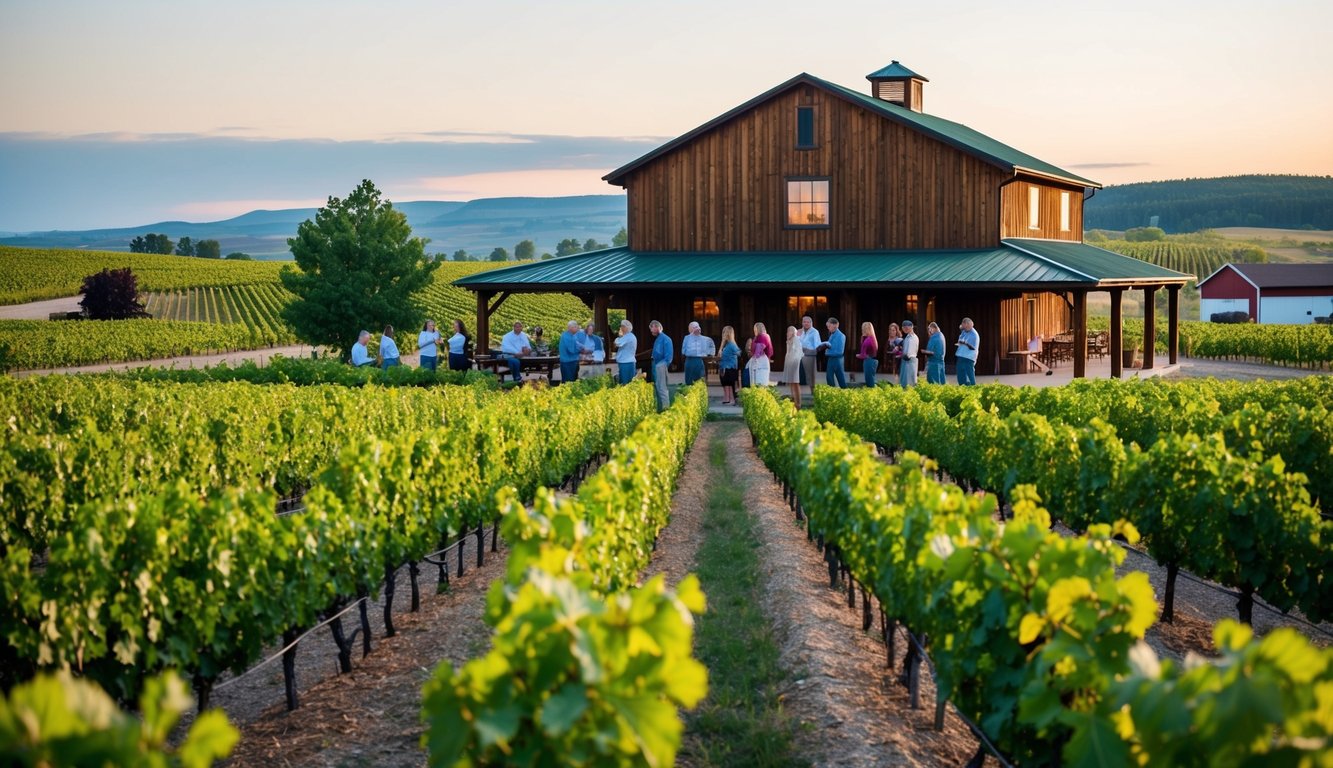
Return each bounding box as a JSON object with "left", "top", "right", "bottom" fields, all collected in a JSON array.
[
  {"left": 796, "top": 106, "right": 816, "bottom": 149},
  {"left": 1060, "top": 191, "right": 1071, "bottom": 231},
  {"left": 786, "top": 178, "right": 830, "bottom": 227},
  {"left": 1028, "top": 185, "right": 1041, "bottom": 229}
]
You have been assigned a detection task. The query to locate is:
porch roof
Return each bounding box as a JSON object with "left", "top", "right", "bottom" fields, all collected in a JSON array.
[{"left": 454, "top": 240, "right": 1191, "bottom": 292}]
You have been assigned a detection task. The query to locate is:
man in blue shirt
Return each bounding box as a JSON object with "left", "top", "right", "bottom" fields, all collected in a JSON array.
[
  {"left": 822, "top": 317, "right": 847, "bottom": 388},
  {"left": 681, "top": 321, "right": 716, "bottom": 386},
  {"left": 558, "top": 320, "right": 582, "bottom": 385},
  {"left": 955, "top": 317, "right": 980, "bottom": 386},
  {"left": 649, "top": 320, "right": 673, "bottom": 411},
  {"left": 350, "top": 330, "right": 373, "bottom": 367}
]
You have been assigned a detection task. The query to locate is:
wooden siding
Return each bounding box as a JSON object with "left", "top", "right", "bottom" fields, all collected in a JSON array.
[
  {"left": 624, "top": 83, "right": 1009, "bottom": 252},
  {"left": 1198, "top": 266, "right": 1257, "bottom": 318},
  {"left": 1000, "top": 179, "right": 1084, "bottom": 241}
]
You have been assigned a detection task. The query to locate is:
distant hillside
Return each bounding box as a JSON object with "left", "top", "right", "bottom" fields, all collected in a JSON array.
[
  {"left": 1084, "top": 175, "right": 1333, "bottom": 233},
  {"left": 0, "top": 195, "right": 627, "bottom": 259}
]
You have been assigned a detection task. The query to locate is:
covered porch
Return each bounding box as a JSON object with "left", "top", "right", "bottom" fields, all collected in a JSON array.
[{"left": 457, "top": 240, "right": 1191, "bottom": 380}]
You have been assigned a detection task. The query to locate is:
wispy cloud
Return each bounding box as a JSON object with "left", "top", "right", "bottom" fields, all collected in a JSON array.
[
  {"left": 406, "top": 168, "right": 615, "bottom": 199},
  {"left": 1066, "top": 161, "right": 1152, "bottom": 170}
]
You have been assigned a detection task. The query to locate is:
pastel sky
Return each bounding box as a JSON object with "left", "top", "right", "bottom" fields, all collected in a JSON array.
[{"left": 2, "top": 0, "right": 1331, "bottom": 231}]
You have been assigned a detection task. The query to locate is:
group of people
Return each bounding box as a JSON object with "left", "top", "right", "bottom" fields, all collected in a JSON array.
[
  {"left": 499, "top": 319, "right": 607, "bottom": 386},
  {"left": 349, "top": 320, "right": 472, "bottom": 371},
  {"left": 348, "top": 313, "right": 981, "bottom": 401}
]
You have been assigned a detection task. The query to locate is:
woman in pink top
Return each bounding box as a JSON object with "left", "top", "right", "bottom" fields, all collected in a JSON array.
[
  {"left": 747, "top": 322, "right": 773, "bottom": 387},
  {"left": 857, "top": 321, "right": 880, "bottom": 387}
]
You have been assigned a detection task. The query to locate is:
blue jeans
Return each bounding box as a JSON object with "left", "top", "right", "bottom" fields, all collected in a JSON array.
[
  {"left": 927, "top": 362, "right": 946, "bottom": 384},
  {"left": 653, "top": 362, "right": 670, "bottom": 411},
  {"left": 862, "top": 358, "right": 877, "bottom": 387},
  {"left": 382, "top": 357, "right": 400, "bottom": 370},
  {"left": 900, "top": 359, "right": 918, "bottom": 388},
  {"left": 825, "top": 356, "right": 846, "bottom": 388},
  {"left": 956, "top": 358, "right": 976, "bottom": 385},
  {"left": 683, "top": 357, "right": 705, "bottom": 385},
  {"left": 618, "top": 362, "right": 636, "bottom": 385},
  {"left": 419, "top": 355, "right": 437, "bottom": 372},
  {"left": 504, "top": 356, "right": 522, "bottom": 381},
  {"left": 560, "top": 360, "right": 579, "bottom": 384}
]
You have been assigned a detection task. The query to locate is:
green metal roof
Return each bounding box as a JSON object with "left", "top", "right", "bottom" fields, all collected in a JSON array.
[
  {"left": 867, "top": 61, "right": 927, "bottom": 81},
  {"left": 604, "top": 72, "right": 1099, "bottom": 189},
  {"left": 817, "top": 77, "right": 1099, "bottom": 188},
  {"left": 1002, "top": 238, "right": 1193, "bottom": 283},
  {"left": 454, "top": 242, "right": 1187, "bottom": 292}
]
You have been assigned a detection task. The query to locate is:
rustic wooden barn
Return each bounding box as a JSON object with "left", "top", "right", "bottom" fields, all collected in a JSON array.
[{"left": 458, "top": 62, "right": 1190, "bottom": 378}]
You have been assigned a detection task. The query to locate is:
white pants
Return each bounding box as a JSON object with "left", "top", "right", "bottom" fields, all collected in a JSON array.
[{"left": 747, "top": 357, "right": 771, "bottom": 387}]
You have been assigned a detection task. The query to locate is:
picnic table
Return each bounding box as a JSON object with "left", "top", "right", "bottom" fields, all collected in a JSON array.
[
  {"left": 474, "top": 354, "right": 559, "bottom": 380},
  {"left": 1008, "top": 349, "right": 1051, "bottom": 374}
]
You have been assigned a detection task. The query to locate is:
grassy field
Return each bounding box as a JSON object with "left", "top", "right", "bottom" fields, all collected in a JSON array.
[{"left": 1211, "top": 227, "right": 1333, "bottom": 263}]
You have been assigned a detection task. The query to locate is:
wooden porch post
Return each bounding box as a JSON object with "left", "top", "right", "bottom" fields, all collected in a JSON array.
[
  {"left": 840, "top": 290, "right": 859, "bottom": 379},
  {"left": 1109, "top": 287, "right": 1124, "bottom": 378},
  {"left": 1073, "top": 290, "right": 1088, "bottom": 379},
  {"left": 594, "top": 292, "right": 609, "bottom": 349},
  {"left": 476, "top": 290, "right": 492, "bottom": 356},
  {"left": 1167, "top": 285, "right": 1180, "bottom": 365},
  {"left": 1142, "top": 285, "right": 1158, "bottom": 371}
]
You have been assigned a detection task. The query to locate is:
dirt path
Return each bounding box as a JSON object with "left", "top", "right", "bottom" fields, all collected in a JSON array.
[
  {"left": 725, "top": 427, "right": 974, "bottom": 767},
  {"left": 222, "top": 538, "right": 507, "bottom": 768},
  {"left": 1167, "top": 357, "right": 1329, "bottom": 381},
  {"left": 642, "top": 422, "right": 712, "bottom": 588},
  {"left": 0, "top": 295, "right": 82, "bottom": 319}
]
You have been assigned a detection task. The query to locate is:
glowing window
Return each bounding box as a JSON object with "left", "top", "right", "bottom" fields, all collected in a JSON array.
[{"left": 786, "top": 179, "right": 830, "bottom": 228}]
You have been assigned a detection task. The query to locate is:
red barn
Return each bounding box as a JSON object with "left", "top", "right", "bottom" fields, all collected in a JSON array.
[{"left": 1198, "top": 263, "right": 1333, "bottom": 324}]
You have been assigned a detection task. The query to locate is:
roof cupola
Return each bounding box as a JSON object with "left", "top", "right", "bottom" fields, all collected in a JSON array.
[{"left": 866, "top": 60, "right": 927, "bottom": 112}]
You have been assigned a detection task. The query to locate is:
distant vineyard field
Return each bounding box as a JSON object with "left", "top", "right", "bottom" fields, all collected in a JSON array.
[
  {"left": 142, "top": 284, "right": 297, "bottom": 344},
  {"left": 1094, "top": 238, "right": 1267, "bottom": 279},
  {"left": 0, "top": 246, "right": 288, "bottom": 304}
]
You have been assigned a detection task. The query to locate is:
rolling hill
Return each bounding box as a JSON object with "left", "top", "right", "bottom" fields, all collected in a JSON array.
[{"left": 0, "top": 195, "right": 627, "bottom": 259}]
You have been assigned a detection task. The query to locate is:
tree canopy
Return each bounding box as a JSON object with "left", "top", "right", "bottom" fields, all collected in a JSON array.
[
  {"left": 488, "top": 247, "right": 509, "bottom": 262},
  {"left": 280, "top": 180, "right": 437, "bottom": 358},
  {"left": 79, "top": 268, "right": 149, "bottom": 319},
  {"left": 195, "top": 239, "right": 221, "bottom": 259},
  {"left": 514, "top": 240, "right": 535, "bottom": 261}
]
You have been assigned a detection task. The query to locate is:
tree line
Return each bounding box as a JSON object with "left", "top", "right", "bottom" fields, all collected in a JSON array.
[
  {"left": 128, "top": 234, "right": 251, "bottom": 260},
  {"left": 1084, "top": 174, "right": 1333, "bottom": 233},
  {"left": 443, "top": 226, "right": 627, "bottom": 262}
]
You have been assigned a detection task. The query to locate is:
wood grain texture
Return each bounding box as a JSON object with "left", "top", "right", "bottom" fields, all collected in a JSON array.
[{"left": 623, "top": 83, "right": 1009, "bottom": 252}]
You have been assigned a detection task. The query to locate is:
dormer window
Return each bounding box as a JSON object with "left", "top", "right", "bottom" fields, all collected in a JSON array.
[
  {"left": 796, "top": 106, "right": 816, "bottom": 149},
  {"left": 786, "top": 178, "right": 829, "bottom": 228},
  {"left": 1028, "top": 185, "right": 1041, "bottom": 229}
]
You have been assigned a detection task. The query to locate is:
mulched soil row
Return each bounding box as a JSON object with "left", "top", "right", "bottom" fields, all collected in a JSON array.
[{"left": 726, "top": 426, "right": 976, "bottom": 768}]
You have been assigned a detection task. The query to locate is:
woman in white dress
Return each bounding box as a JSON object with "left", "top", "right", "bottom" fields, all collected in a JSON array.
[{"left": 782, "top": 325, "right": 802, "bottom": 406}]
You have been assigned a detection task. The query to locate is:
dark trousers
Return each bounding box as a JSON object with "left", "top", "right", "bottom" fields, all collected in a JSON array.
[
  {"left": 559, "top": 360, "right": 579, "bottom": 384},
  {"left": 448, "top": 352, "right": 468, "bottom": 371},
  {"left": 684, "top": 357, "right": 705, "bottom": 385}
]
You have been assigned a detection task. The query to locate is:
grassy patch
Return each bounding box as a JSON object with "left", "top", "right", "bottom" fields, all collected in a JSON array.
[{"left": 684, "top": 424, "right": 807, "bottom": 767}]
